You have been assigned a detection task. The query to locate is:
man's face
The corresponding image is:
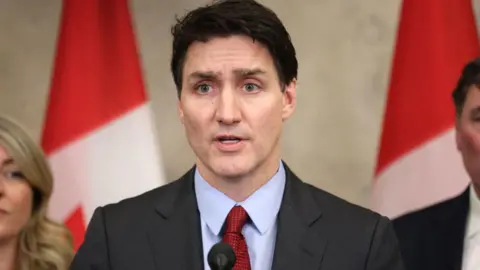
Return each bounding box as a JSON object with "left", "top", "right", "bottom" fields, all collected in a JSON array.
[
  {"left": 456, "top": 85, "right": 480, "bottom": 189},
  {"left": 178, "top": 35, "right": 296, "bottom": 180}
]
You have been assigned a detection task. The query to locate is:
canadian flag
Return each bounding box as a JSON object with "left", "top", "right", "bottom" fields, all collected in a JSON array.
[
  {"left": 41, "top": 0, "right": 166, "bottom": 250},
  {"left": 371, "top": 0, "right": 479, "bottom": 219}
]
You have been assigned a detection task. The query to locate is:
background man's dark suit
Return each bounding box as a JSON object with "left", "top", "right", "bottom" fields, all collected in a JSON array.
[
  {"left": 70, "top": 163, "right": 405, "bottom": 270},
  {"left": 393, "top": 188, "right": 470, "bottom": 270}
]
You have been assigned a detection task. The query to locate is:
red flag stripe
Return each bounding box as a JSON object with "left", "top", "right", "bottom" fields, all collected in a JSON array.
[
  {"left": 41, "top": 0, "right": 146, "bottom": 155},
  {"left": 64, "top": 206, "right": 86, "bottom": 251},
  {"left": 374, "top": 0, "right": 479, "bottom": 177}
]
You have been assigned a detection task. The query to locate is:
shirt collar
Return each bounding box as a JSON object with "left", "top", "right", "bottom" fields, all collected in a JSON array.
[
  {"left": 466, "top": 185, "right": 480, "bottom": 238},
  {"left": 194, "top": 161, "right": 286, "bottom": 236}
]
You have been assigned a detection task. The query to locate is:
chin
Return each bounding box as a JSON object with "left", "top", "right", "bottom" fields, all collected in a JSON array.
[
  {"left": 0, "top": 229, "right": 18, "bottom": 244},
  {"left": 210, "top": 158, "right": 254, "bottom": 179}
]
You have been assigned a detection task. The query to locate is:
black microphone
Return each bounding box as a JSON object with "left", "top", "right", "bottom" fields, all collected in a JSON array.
[{"left": 207, "top": 242, "right": 236, "bottom": 270}]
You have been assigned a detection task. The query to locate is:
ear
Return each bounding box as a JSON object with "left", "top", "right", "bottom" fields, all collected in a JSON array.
[
  {"left": 282, "top": 79, "right": 297, "bottom": 121},
  {"left": 178, "top": 99, "right": 185, "bottom": 124}
]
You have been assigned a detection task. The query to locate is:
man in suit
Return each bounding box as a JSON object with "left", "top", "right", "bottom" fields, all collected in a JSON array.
[
  {"left": 70, "top": 0, "right": 405, "bottom": 269},
  {"left": 393, "top": 58, "right": 480, "bottom": 270}
]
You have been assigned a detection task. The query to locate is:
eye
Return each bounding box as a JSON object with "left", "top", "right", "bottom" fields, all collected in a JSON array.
[
  {"left": 195, "top": 84, "right": 213, "bottom": 94},
  {"left": 2, "top": 170, "right": 25, "bottom": 180},
  {"left": 243, "top": 83, "right": 260, "bottom": 92}
]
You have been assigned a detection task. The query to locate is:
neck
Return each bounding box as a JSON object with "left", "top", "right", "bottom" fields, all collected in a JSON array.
[
  {"left": 0, "top": 237, "right": 18, "bottom": 270},
  {"left": 197, "top": 153, "right": 281, "bottom": 202}
]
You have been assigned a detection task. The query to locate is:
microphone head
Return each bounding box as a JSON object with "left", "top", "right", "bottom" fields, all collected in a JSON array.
[{"left": 207, "top": 242, "right": 236, "bottom": 270}]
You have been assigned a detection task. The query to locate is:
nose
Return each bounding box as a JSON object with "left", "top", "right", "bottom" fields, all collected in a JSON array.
[{"left": 215, "top": 87, "right": 241, "bottom": 125}]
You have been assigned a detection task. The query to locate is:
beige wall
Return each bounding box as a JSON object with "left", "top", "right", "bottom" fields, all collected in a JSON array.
[{"left": 1, "top": 0, "right": 479, "bottom": 208}]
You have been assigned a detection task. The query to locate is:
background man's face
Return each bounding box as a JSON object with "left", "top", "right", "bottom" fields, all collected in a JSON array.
[{"left": 457, "top": 85, "right": 480, "bottom": 191}]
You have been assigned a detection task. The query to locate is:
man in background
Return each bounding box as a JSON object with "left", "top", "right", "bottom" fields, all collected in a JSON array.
[
  {"left": 394, "top": 57, "right": 480, "bottom": 270},
  {"left": 70, "top": 0, "right": 405, "bottom": 269}
]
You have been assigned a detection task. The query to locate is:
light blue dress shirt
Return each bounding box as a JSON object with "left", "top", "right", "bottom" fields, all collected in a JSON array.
[{"left": 194, "top": 161, "right": 286, "bottom": 270}]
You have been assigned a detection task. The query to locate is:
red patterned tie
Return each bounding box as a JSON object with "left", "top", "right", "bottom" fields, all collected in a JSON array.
[{"left": 222, "top": 206, "right": 251, "bottom": 270}]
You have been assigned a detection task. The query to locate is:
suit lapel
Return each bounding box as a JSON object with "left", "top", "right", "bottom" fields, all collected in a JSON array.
[
  {"left": 443, "top": 188, "right": 469, "bottom": 270},
  {"left": 272, "top": 163, "right": 327, "bottom": 270},
  {"left": 146, "top": 167, "right": 204, "bottom": 270},
  {"left": 425, "top": 187, "right": 470, "bottom": 270}
]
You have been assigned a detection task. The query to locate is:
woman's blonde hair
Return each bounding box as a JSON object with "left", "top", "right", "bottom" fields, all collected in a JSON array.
[{"left": 0, "top": 115, "right": 74, "bottom": 270}]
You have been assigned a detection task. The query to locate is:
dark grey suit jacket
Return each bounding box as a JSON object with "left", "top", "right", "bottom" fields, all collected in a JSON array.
[
  {"left": 69, "top": 162, "right": 405, "bottom": 270},
  {"left": 393, "top": 187, "right": 470, "bottom": 270}
]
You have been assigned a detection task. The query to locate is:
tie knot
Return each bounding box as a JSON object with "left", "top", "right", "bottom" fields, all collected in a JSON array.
[{"left": 225, "top": 206, "right": 249, "bottom": 234}]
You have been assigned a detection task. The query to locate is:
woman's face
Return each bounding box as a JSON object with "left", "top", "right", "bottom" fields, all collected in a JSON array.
[{"left": 0, "top": 144, "right": 33, "bottom": 243}]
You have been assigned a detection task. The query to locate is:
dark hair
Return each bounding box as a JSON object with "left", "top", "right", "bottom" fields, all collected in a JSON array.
[
  {"left": 452, "top": 57, "right": 480, "bottom": 117},
  {"left": 170, "top": 0, "right": 298, "bottom": 97}
]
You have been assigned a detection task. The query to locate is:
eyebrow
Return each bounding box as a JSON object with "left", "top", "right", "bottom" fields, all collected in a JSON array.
[
  {"left": 233, "top": 68, "right": 266, "bottom": 77},
  {"left": 186, "top": 68, "right": 267, "bottom": 82},
  {"left": 1, "top": 158, "right": 14, "bottom": 166}
]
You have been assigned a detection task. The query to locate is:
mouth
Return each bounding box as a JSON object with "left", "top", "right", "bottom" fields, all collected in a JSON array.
[
  {"left": 215, "top": 135, "right": 244, "bottom": 144},
  {"left": 213, "top": 134, "right": 248, "bottom": 152}
]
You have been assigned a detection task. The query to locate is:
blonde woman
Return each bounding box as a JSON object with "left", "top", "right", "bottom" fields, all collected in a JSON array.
[{"left": 0, "top": 115, "right": 73, "bottom": 270}]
